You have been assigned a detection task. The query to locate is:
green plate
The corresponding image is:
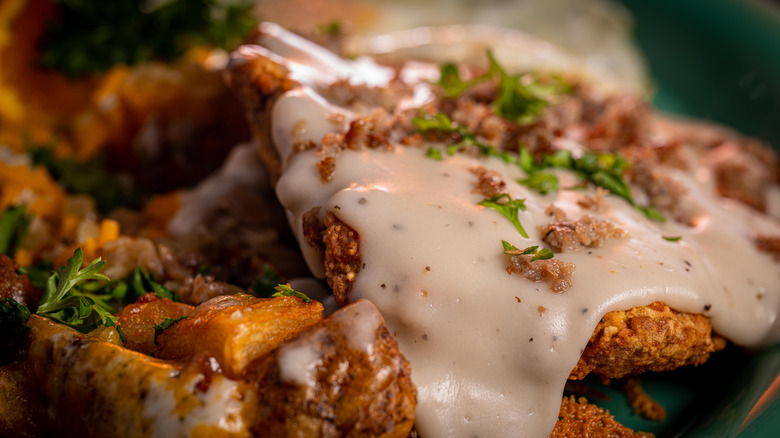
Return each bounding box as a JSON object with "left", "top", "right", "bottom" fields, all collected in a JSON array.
[{"left": 595, "top": 1, "right": 780, "bottom": 436}]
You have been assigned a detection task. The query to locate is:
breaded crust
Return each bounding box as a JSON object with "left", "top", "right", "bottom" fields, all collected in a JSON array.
[
  {"left": 569, "top": 301, "right": 725, "bottom": 380},
  {"left": 550, "top": 395, "right": 653, "bottom": 438},
  {"left": 318, "top": 212, "right": 724, "bottom": 379}
]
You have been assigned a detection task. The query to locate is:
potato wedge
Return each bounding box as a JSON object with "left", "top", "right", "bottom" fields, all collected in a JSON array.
[{"left": 156, "top": 295, "right": 323, "bottom": 379}]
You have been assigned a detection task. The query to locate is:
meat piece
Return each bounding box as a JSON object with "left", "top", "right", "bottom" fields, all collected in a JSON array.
[
  {"left": 0, "top": 254, "right": 39, "bottom": 307},
  {"left": 539, "top": 215, "right": 628, "bottom": 253},
  {"left": 115, "top": 292, "right": 194, "bottom": 356},
  {"left": 323, "top": 211, "right": 361, "bottom": 306},
  {"left": 569, "top": 302, "right": 725, "bottom": 380},
  {"left": 471, "top": 165, "right": 507, "bottom": 198},
  {"left": 175, "top": 274, "right": 245, "bottom": 305},
  {"left": 156, "top": 294, "right": 323, "bottom": 379},
  {"left": 506, "top": 254, "right": 576, "bottom": 293},
  {"left": 550, "top": 395, "right": 653, "bottom": 438},
  {"left": 248, "top": 300, "right": 416, "bottom": 438}
]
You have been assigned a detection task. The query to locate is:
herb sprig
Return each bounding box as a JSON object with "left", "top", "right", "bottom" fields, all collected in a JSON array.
[
  {"left": 272, "top": 284, "right": 312, "bottom": 303},
  {"left": 439, "top": 50, "right": 571, "bottom": 125},
  {"left": 412, "top": 112, "right": 510, "bottom": 160},
  {"left": 479, "top": 193, "right": 529, "bottom": 238},
  {"left": 502, "top": 241, "right": 555, "bottom": 261}
]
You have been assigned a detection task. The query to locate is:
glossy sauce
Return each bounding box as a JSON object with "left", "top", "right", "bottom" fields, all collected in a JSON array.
[{"left": 252, "top": 23, "right": 780, "bottom": 437}]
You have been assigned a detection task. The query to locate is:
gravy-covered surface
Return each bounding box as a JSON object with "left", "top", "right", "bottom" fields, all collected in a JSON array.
[{"left": 228, "top": 23, "right": 780, "bottom": 437}]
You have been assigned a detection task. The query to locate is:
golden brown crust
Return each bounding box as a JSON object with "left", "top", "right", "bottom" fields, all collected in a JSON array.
[
  {"left": 621, "top": 376, "right": 666, "bottom": 421},
  {"left": 249, "top": 300, "right": 416, "bottom": 438},
  {"left": 569, "top": 302, "right": 724, "bottom": 380},
  {"left": 323, "top": 211, "right": 361, "bottom": 306},
  {"left": 550, "top": 395, "right": 654, "bottom": 438},
  {"left": 115, "top": 292, "right": 195, "bottom": 356}
]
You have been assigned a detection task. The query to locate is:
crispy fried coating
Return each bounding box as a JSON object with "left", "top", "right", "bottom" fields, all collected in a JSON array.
[
  {"left": 570, "top": 302, "right": 725, "bottom": 380},
  {"left": 550, "top": 395, "right": 653, "bottom": 438},
  {"left": 249, "top": 300, "right": 416, "bottom": 438},
  {"left": 156, "top": 294, "right": 323, "bottom": 379}
]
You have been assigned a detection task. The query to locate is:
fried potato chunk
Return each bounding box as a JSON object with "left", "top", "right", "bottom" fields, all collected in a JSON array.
[
  {"left": 248, "top": 299, "right": 416, "bottom": 438},
  {"left": 570, "top": 302, "right": 725, "bottom": 380},
  {"left": 550, "top": 395, "right": 653, "bottom": 437},
  {"left": 156, "top": 294, "right": 323, "bottom": 379},
  {"left": 115, "top": 292, "right": 195, "bottom": 355}
]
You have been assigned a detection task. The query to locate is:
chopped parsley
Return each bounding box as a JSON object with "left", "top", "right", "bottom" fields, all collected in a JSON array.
[
  {"left": 517, "top": 147, "right": 665, "bottom": 222},
  {"left": 502, "top": 241, "right": 555, "bottom": 261},
  {"left": 438, "top": 50, "right": 571, "bottom": 125},
  {"left": 413, "top": 112, "right": 510, "bottom": 160},
  {"left": 0, "top": 205, "right": 30, "bottom": 257},
  {"left": 517, "top": 172, "right": 558, "bottom": 195},
  {"left": 272, "top": 283, "right": 312, "bottom": 303},
  {"left": 662, "top": 235, "right": 682, "bottom": 242},
  {"left": 426, "top": 147, "right": 444, "bottom": 161},
  {"left": 38, "top": 0, "right": 256, "bottom": 77},
  {"left": 479, "top": 194, "right": 529, "bottom": 238}
]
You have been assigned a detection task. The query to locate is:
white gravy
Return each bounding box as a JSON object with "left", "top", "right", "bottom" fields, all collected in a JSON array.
[{"left": 250, "top": 23, "right": 780, "bottom": 438}]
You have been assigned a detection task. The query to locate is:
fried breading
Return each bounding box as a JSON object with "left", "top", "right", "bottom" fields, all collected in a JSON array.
[
  {"left": 248, "top": 299, "right": 416, "bottom": 438},
  {"left": 550, "top": 395, "right": 653, "bottom": 438},
  {"left": 0, "top": 254, "right": 39, "bottom": 307},
  {"left": 569, "top": 301, "right": 726, "bottom": 380},
  {"left": 115, "top": 292, "right": 195, "bottom": 356}
]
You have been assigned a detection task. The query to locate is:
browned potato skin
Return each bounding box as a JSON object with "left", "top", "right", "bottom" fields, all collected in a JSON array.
[
  {"left": 248, "top": 300, "right": 417, "bottom": 438},
  {"left": 115, "top": 292, "right": 195, "bottom": 355},
  {"left": 156, "top": 294, "right": 324, "bottom": 379},
  {"left": 569, "top": 302, "right": 725, "bottom": 380}
]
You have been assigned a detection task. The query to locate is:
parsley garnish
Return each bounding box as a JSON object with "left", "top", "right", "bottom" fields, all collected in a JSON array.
[
  {"left": 413, "top": 112, "right": 506, "bottom": 159},
  {"left": 34, "top": 249, "right": 124, "bottom": 340},
  {"left": 272, "top": 284, "right": 312, "bottom": 303},
  {"left": 517, "top": 172, "right": 558, "bottom": 195},
  {"left": 517, "top": 147, "right": 665, "bottom": 222},
  {"left": 153, "top": 315, "right": 188, "bottom": 342},
  {"left": 38, "top": 0, "right": 256, "bottom": 77},
  {"left": 479, "top": 194, "right": 529, "bottom": 238},
  {"left": 662, "top": 235, "right": 682, "bottom": 242},
  {"left": 426, "top": 147, "right": 444, "bottom": 161},
  {"left": 502, "top": 241, "right": 555, "bottom": 261},
  {"left": 438, "top": 50, "right": 571, "bottom": 125}
]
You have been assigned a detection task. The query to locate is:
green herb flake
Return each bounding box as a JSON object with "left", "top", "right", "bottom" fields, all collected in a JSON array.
[
  {"left": 501, "top": 241, "right": 555, "bottom": 261},
  {"left": 426, "top": 147, "right": 443, "bottom": 161},
  {"left": 0, "top": 205, "right": 30, "bottom": 257},
  {"left": 272, "top": 284, "right": 312, "bottom": 303},
  {"left": 662, "top": 235, "right": 682, "bottom": 242},
  {"left": 478, "top": 193, "right": 529, "bottom": 238},
  {"left": 518, "top": 172, "right": 559, "bottom": 195}
]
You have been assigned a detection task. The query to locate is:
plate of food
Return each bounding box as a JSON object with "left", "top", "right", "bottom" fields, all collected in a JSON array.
[{"left": 0, "top": 0, "right": 778, "bottom": 437}]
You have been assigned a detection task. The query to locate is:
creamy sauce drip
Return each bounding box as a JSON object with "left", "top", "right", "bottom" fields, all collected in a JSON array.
[{"left": 255, "top": 24, "right": 780, "bottom": 438}]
